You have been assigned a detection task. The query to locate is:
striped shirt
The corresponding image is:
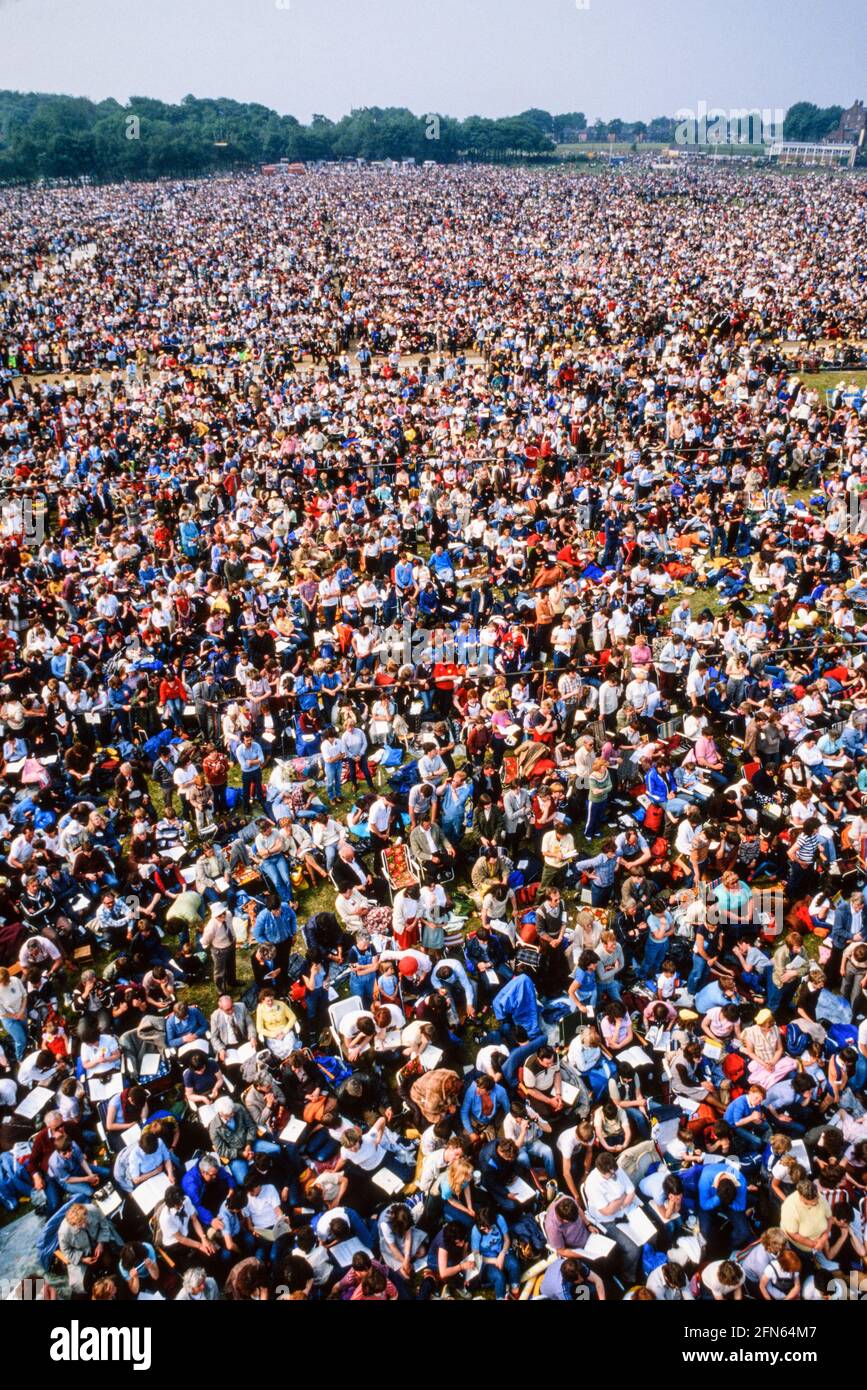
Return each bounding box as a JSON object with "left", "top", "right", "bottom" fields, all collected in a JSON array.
[{"left": 792, "top": 833, "right": 820, "bottom": 865}]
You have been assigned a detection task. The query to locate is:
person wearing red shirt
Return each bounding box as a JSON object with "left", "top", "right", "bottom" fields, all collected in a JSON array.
[{"left": 158, "top": 670, "right": 188, "bottom": 727}]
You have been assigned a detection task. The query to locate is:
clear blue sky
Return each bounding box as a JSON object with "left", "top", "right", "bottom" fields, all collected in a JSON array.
[{"left": 0, "top": 0, "right": 861, "bottom": 122}]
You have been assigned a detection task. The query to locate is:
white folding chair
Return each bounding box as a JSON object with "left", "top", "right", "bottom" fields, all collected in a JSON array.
[{"left": 328, "top": 996, "right": 363, "bottom": 1056}]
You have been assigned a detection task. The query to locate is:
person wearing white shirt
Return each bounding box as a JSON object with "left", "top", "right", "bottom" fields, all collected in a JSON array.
[
  {"left": 598, "top": 678, "right": 621, "bottom": 722},
  {"left": 367, "top": 794, "right": 395, "bottom": 848},
  {"left": 311, "top": 812, "right": 344, "bottom": 869},
  {"left": 686, "top": 666, "right": 707, "bottom": 708},
  {"left": 392, "top": 887, "right": 422, "bottom": 950},
  {"left": 79, "top": 1030, "right": 122, "bottom": 1080},
  {"left": 158, "top": 1188, "right": 215, "bottom": 1261},
  {"left": 609, "top": 608, "right": 632, "bottom": 643},
  {"left": 583, "top": 1153, "right": 641, "bottom": 1280},
  {"left": 646, "top": 1262, "right": 695, "bottom": 1300},
  {"left": 540, "top": 824, "right": 577, "bottom": 890},
  {"left": 417, "top": 748, "right": 448, "bottom": 789},
  {"left": 244, "top": 1181, "right": 286, "bottom": 1239},
  {"left": 625, "top": 673, "right": 660, "bottom": 719},
  {"left": 338, "top": 1116, "right": 388, "bottom": 1173},
  {"left": 591, "top": 610, "right": 610, "bottom": 652}
]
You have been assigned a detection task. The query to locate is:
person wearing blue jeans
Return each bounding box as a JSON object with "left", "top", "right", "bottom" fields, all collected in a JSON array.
[
  {"left": 0, "top": 1150, "right": 32, "bottom": 1211},
  {"left": 471, "top": 1206, "right": 522, "bottom": 1299},
  {"left": 641, "top": 909, "right": 673, "bottom": 982},
  {"left": 512, "top": 1111, "right": 557, "bottom": 1179},
  {"left": 225, "top": 1138, "right": 283, "bottom": 1187},
  {"left": 163, "top": 697, "right": 185, "bottom": 726},
  {"left": 0, "top": 1014, "right": 27, "bottom": 1062},
  {"left": 597, "top": 976, "right": 623, "bottom": 1005},
  {"left": 687, "top": 920, "right": 721, "bottom": 999},
  {"left": 47, "top": 1138, "right": 109, "bottom": 1201},
  {"left": 236, "top": 734, "right": 268, "bottom": 811},
  {"left": 258, "top": 850, "right": 295, "bottom": 901},
  {"left": 0, "top": 966, "right": 28, "bottom": 1059},
  {"left": 585, "top": 792, "right": 609, "bottom": 841},
  {"left": 765, "top": 966, "right": 799, "bottom": 1016},
  {"left": 323, "top": 748, "right": 343, "bottom": 802}
]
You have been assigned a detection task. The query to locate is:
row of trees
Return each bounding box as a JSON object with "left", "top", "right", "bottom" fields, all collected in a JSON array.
[
  {"left": 0, "top": 95, "right": 558, "bottom": 180},
  {"left": 0, "top": 92, "right": 856, "bottom": 182},
  {"left": 782, "top": 102, "right": 845, "bottom": 142}
]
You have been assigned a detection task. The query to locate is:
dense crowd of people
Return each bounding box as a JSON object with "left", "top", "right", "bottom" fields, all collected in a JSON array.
[{"left": 0, "top": 162, "right": 867, "bottom": 1302}]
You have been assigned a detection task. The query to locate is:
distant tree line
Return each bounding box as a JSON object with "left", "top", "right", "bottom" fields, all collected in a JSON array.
[
  {"left": 781, "top": 102, "right": 845, "bottom": 142},
  {"left": 0, "top": 92, "right": 855, "bottom": 182}
]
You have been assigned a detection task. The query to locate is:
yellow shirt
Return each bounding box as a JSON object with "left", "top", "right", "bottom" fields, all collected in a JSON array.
[
  {"left": 255, "top": 1000, "right": 297, "bottom": 1039},
  {"left": 780, "top": 1191, "right": 831, "bottom": 1249}
]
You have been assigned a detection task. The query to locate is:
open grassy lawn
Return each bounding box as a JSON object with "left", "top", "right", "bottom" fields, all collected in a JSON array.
[{"left": 797, "top": 369, "right": 867, "bottom": 396}]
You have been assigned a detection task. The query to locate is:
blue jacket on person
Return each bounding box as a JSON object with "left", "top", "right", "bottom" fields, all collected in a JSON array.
[
  {"left": 492, "top": 974, "right": 541, "bottom": 1037},
  {"left": 698, "top": 1162, "right": 747, "bottom": 1212},
  {"left": 461, "top": 1081, "right": 510, "bottom": 1134},
  {"left": 254, "top": 903, "right": 297, "bottom": 945},
  {"left": 166, "top": 1006, "right": 209, "bottom": 1050},
  {"left": 645, "top": 767, "right": 676, "bottom": 803},
  {"left": 181, "top": 1162, "right": 233, "bottom": 1228},
  {"left": 832, "top": 899, "right": 864, "bottom": 952}
]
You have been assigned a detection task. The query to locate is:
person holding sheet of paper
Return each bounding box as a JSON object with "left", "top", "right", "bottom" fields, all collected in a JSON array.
[
  {"left": 47, "top": 1132, "right": 109, "bottom": 1200},
  {"left": 583, "top": 1152, "right": 642, "bottom": 1283},
  {"left": 77, "top": 1017, "right": 121, "bottom": 1080},
  {"left": 469, "top": 1202, "right": 522, "bottom": 1300},
  {"left": 127, "top": 1128, "right": 177, "bottom": 1188}
]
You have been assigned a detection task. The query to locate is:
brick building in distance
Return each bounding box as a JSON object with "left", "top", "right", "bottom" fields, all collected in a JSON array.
[{"left": 828, "top": 100, "right": 866, "bottom": 148}]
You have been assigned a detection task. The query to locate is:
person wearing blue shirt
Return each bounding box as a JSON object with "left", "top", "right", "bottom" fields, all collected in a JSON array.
[
  {"left": 235, "top": 732, "right": 267, "bottom": 810},
  {"left": 293, "top": 672, "right": 321, "bottom": 714},
  {"left": 539, "top": 1255, "right": 602, "bottom": 1301},
  {"left": 641, "top": 906, "right": 673, "bottom": 982},
  {"left": 182, "top": 1154, "right": 234, "bottom": 1233},
  {"left": 127, "top": 1131, "right": 175, "bottom": 1188},
  {"left": 571, "top": 843, "right": 618, "bottom": 907},
  {"left": 694, "top": 979, "right": 741, "bottom": 1015},
  {"left": 429, "top": 547, "right": 456, "bottom": 583},
  {"left": 394, "top": 558, "right": 415, "bottom": 589},
  {"left": 830, "top": 891, "right": 864, "bottom": 989},
  {"left": 439, "top": 775, "right": 472, "bottom": 845},
  {"left": 418, "top": 584, "right": 440, "bottom": 620},
  {"left": 107, "top": 679, "right": 134, "bottom": 741},
  {"left": 50, "top": 649, "right": 73, "bottom": 681},
  {"left": 166, "top": 1002, "right": 209, "bottom": 1050},
  {"left": 723, "top": 1084, "right": 770, "bottom": 1154},
  {"left": 568, "top": 952, "right": 599, "bottom": 1018},
  {"left": 347, "top": 936, "right": 379, "bottom": 1009},
  {"left": 47, "top": 1137, "right": 109, "bottom": 1199},
  {"left": 470, "top": 1204, "right": 522, "bottom": 1299},
  {"left": 492, "top": 972, "right": 542, "bottom": 1043},
  {"left": 461, "top": 1077, "right": 510, "bottom": 1138},
  {"left": 696, "top": 1161, "right": 751, "bottom": 1248},
  {"left": 253, "top": 898, "right": 297, "bottom": 976}
]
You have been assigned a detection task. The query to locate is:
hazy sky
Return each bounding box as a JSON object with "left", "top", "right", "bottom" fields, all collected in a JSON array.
[{"left": 0, "top": 0, "right": 861, "bottom": 122}]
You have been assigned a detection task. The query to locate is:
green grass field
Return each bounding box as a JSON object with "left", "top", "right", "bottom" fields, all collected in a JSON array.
[
  {"left": 797, "top": 369, "right": 867, "bottom": 396},
  {"left": 555, "top": 141, "right": 769, "bottom": 158}
]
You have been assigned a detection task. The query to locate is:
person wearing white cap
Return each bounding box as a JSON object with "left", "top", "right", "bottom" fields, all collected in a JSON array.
[{"left": 200, "top": 899, "right": 236, "bottom": 993}]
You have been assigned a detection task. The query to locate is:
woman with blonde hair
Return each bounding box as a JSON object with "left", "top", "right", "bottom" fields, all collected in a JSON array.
[
  {"left": 439, "top": 1154, "right": 477, "bottom": 1229},
  {"left": 736, "top": 1225, "right": 788, "bottom": 1295}
]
